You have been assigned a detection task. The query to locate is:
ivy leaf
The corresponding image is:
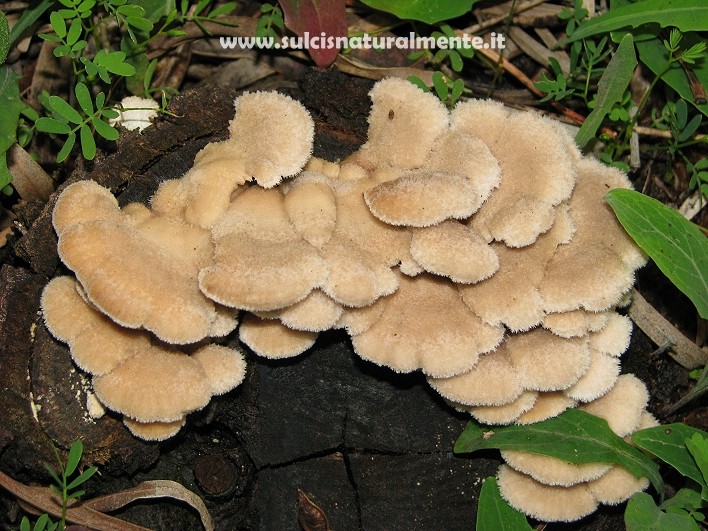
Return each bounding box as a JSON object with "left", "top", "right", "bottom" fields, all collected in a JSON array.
[
  {"left": 454, "top": 409, "right": 664, "bottom": 497},
  {"left": 476, "top": 476, "right": 533, "bottom": 531},
  {"left": 605, "top": 189, "right": 708, "bottom": 319},
  {"left": 278, "top": 0, "right": 348, "bottom": 68},
  {"left": 575, "top": 33, "right": 636, "bottom": 149},
  {"left": 359, "top": 0, "right": 477, "bottom": 24},
  {"left": 632, "top": 424, "right": 708, "bottom": 488},
  {"left": 625, "top": 492, "right": 701, "bottom": 531}
]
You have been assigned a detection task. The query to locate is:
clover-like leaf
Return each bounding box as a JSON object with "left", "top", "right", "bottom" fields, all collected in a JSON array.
[
  {"left": 35, "top": 117, "right": 72, "bottom": 134},
  {"left": 74, "top": 82, "right": 94, "bottom": 116},
  {"left": 48, "top": 95, "right": 83, "bottom": 124},
  {"left": 92, "top": 116, "right": 119, "bottom": 140},
  {"left": 80, "top": 123, "right": 96, "bottom": 160}
]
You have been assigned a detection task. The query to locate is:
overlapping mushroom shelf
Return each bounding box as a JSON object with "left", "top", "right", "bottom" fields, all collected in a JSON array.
[{"left": 42, "top": 78, "right": 652, "bottom": 522}]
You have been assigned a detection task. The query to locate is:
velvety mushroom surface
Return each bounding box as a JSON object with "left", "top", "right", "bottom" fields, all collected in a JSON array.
[{"left": 42, "top": 79, "right": 654, "bottom": 523}]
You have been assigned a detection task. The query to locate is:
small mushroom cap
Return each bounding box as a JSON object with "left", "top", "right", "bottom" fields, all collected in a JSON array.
[
  {"left": 123, "top": 417, "right": 186, "bottom": 441},
  {"left": 468, "top": 391, "right": 538, "bottom": 425},
  {"left": 283, "top": 177, "right": 337, "bottom": 248},
  {"left": 278, "top": 290, "right": 344, "bottom": 332},
  {"left": 365, "top": 172, "right": 482, "bottom": 227},
  {"left": 41, "top": 276, "right": 149, "bottom": 376},
  {"left": 428, "top": 345, "right": 522, "bottom": 406},
  {"left": 506, "top": 329, "right": 591, "bottom": 392},
  {"left": 497, "top": 465, "right": 598, "bottom": 522},
  {"left": 109, "top": 96, "right": 159, "bottom": 131},
  {"left": 588, "top": 313, "right": 633, "bottom": 357},
  {"left": 52, "top": 180, "right": 122, "bottom": 233},
  {"left": 587, "top": 465, "right": 649, "bottom": 505},
  {"left": 410, "top": 221, "right": 499, "bottom": 284},
  {"left": 191, "top": 344, "right": 247, "bottom": 395},
  {"left": 354, "top": 78, "right": 449, "bottom": 170},
  {"left": 200, "top": 187, "right": 327, "bottom": 311},
  {"left": 93, "top": 347, "right": 213, "bottom": 423},
  {"left": 228, "top": 91, "right": 314, "bottom": 187},
  {"left": 239, "top": 314, "right": 318, "bottom": 359},
  {"left": 517, "top": 392, "right": 577, "bottom": 425},
  {"left": 351, "top": 273, "right": 503, "bottom": 378},
  {"left": 335, "top": 301, "right": 387, "bottom": 335},
  {"left": 540, "top": 159, "right": 647, "bottom": 313},
  {"left": 579, "top": 374, "right": 648, "bottom": 437},
  {"left": 543, "top": 310, "right": 611, "bottom": 338},
  {"left": 565, "top": 349, "right": 620, "bottom": 403},
  {"left": 501, "top": 450, "right": 610, "bottom": 487}
]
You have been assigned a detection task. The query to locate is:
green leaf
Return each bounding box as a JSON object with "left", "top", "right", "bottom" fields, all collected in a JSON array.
[
  {"left": 359, "top": 0, "right": 477, "bottom": 24},
  {"left": 43, "top": 462, "right": 62, "bottom": 486},
  {"left": 564, "top": 0, "right": 708, "bottom": 44},
  {"left": 9, "top": 0, "right": 54, "bottom": 46},
  {"left": 66, "top": 466, "right": 98, "bottom": 490},
  {"left": 476, "top": 476, "right": 533, "bottom": 531},
  {"left": 35, "top": 117, "right": 72, "bottom": 134},
  {"left": 451, "top": 78, "right": 464, "bottom": 103},
  {"left": 92, "top": 117, "right": 118, "bottom": 140},
  {"left": 605, "top": 189, "right": 708, "bottom": 319},
  {"left": 432, "top": 71, "right": 448, "bottom": 101},
  {"left": 632, "top": 424, "right": 708, "bottom": 487},
  {"left": 407, "top": 75, "right": 430, "bottom": 92},
  {"left": 65, "top": 439, "right": 83, "bottom": 477},
  {"left": 660, "top": 487, "right": 706, "bottom": 514},
  {"left": 0, "top": 66, "right": 22, "bottom": 153},
  {"left": 679, "top": 115, "right": 702, "bottom": 142},
  {"left": 686, "top": 433, "right": 708, "bottom": 488},
  {"left": 575, "top": 33, "right": 636, "bottom": 148},
  {"left": 454, "top": 409, "right": 664, "bottom": 497},
  {"left": 80, "top": 124, "right": 96, "bottom": 160},
  {"left": 625, "top": 492, "right": 701, "bottom": 531},
  {"left": 95, "top": 50, "right": 137, "bottom": 76},
  {"left": 116, "top": 4, "right": 145, "bottom": 16},
  {"left": 50, "top": 11, "right": 67, "bottom": 39},
  {"left": 125, "top": 16, "right": 154, "bottom": 32},
  {"left": 74, "top": 82, "right": 94, "bottom": 116},
  {"left": 209, "top": 1, "right": 237, "bottom": 18},
  {"left": 48, "top": 95, "right": 83, "bottom": 124},
  {"left": 0, "top": 11, "right": 9, "bottom": 65},
  {"left": 57, "top": 132, "right": 76, "bottom": 162},
  {"left": 66, "top": 19, "right": 82, "bottom": 46},
  {"left": 34, "top": 513, "right": 50, "bottom": 531}
]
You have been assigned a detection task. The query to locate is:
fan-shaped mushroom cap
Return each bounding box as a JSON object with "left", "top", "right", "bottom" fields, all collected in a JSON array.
[
  {"left": 451, "top": 102, "right": 576, "bottom": 247},
  {"left": 410, "top": 221, "right": 498, "bottom": 283},
  {"left": 191, "top": 344, "right": 247, "bottom": 395},
  {"left": 228, "top": 90, "right": 314, "bottom": 187},
  {"left": 459, "top": 205, "right": 574, "bottom": 332},
  {"left": 588, "top": 313, "right": 633, "bottom": 356},
  {"left": 335, "top": 301, "right": 386, "bottom": 335},
  {"left": 428, "top": 345, "right": 522, "bottom": 406},
  {"left": 543, "top": 310, "right": 611, "bottom": 338},
  {"left": 517, "top": 392, "right": 577, "bottom": 425},
  {"left": 540, "top": 159, "right": 647, "bottom": 313},
  {"left": 199, "top": 186, "right": 327, "bottom": 312},
  {"left": 587, "top": 465, "right": 649, "bottom": 505},
  {"left": 497, "top": 465, "right": 598, "bottom": 522},
  {"left": 123, "top": 417, "right": 186, "bottom": 441},
  {"left": 351, "top": 273, "right": 503, "bottom": 377},
  {"left": 468, "top": 391, "right": 538, "bottom": 425},
  {"left": 579, "top": 374, "right": 648, "bottom": 437},
  {"left": 565, "top": 349, "right": 620, "bottom": 402},
  {"left": 92, "top": 347, "right": 213, "bottom": 423},
  {"left": 53, "top": 181, "right": 236, "bottom": 344},
  {"left": 239, "top": 314, "right": 318, "bottom": 359},
  {"left": 278, "top": 290, "right": 344, "bottom": 332},
  {"left": 353, "top": 78, "right": 448, "bottom": 170},
  {"left": 283, "top": 177, "right": 337, "bottom": 248},
  {"left": 41, "top": 276, "right": 149, "bottom": 376},
  {"left": 501, "top": 451, "right": 610, "bottom": 487},
  {"left": 507, "top": 329, "right": 590, "bottom": 392}
]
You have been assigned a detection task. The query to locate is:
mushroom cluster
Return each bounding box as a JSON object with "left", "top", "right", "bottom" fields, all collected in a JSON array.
[{"left": 42, "top": 78, "right": 651, "bottom": 521}]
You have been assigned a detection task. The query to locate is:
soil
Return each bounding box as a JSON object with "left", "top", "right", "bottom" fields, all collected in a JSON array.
[{"left": 0, "top": 68, "right": 703, "bottom": 531}]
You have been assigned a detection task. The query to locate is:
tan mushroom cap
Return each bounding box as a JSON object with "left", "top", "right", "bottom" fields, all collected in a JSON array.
[
  {"left": 540, "top": 159, "right": 647, "bottom": 313},
  {"left": 428, "top": 345, "right": 522, "bottom": 406},
  {"left": 199, "top": 186, "right": 327, "bottom": 312},
  {"left": 468, "top": 391, "right": 538, "bottom": 425},
  {"left": 459, "top": 205, "right": 574, "bottom": 332},
  {"left": 410, "top": 221, "right": 499, "bottom": 284},
  {"left": 54, "top": 181, "right": 235, "bottom": 344},
  {"left": 92, "top": 347, "right": 213, "bottom": 423},
  {"left": 588, "top": 313, "right": 633, "bottom": 356},
  {"left": 565, "top": 349, "right": 620, "bottom": 402},
  {"left": 228, "top": 90, "right": 314, "bottom": 188},
  {"left": 41, "top": 276, "right": 149, "bottom": 376},
  {"left": 452, "top": 101, "right": 576, "bottom": 247},
  {"left": 283, "top": 177, "right": 337, "bottom": 248},
  {"left": 506, "top": 329, "right": 590, "bottom": 392},
  {"left": 501, "top": 450, "right": 610, "bottom": 487},
  {"left": 239, "top": 314, "right": 318, "bottom": 359},
  {"left": 335, "top": 301, "right": 387, "bottom": 336},
  {"left": 351, "top": 273, "right": 503, "bottom": 377},
  {"left": 580, "top": 374, "right": 648, "bottom": 437},
  {"left": 123, "top": 417, "right": 186, "bottom": 441},
  {"left": 497, "top": 465, "right": 598, "bottom": 522},
  {"left": 191, "top": 344, "right": 247, "bottom": 395},
  {"left": 278, "top": 290, "right": 344, "bottom": 332},
  {"left": 543, "top": 310, "right": 611, "bottom": 338},
  {"left": 353, "top": 77, "right": 449, "bottom": 170},
  {"left": 517, "top": 392, "right": 577, "bottom": 425},
  {"left": 587, "top": 465, "right": 649, "bottom": 505}
]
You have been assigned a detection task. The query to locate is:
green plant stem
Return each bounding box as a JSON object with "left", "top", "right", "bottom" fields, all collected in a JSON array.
[{"left": 640, "top": 138, "right": 708, "bottom": 151}]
